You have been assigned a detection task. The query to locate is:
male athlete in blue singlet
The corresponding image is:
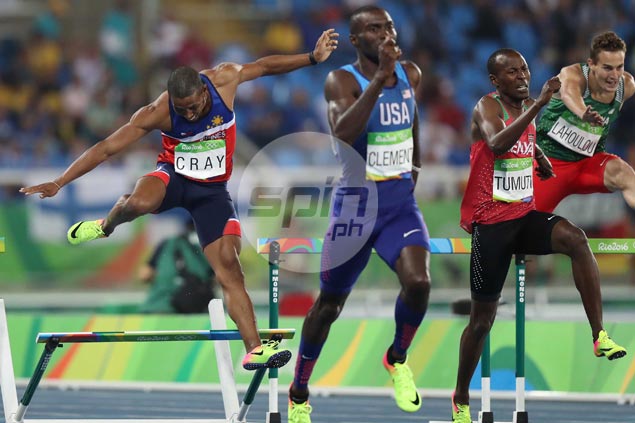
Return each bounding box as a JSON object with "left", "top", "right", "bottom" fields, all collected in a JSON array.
[
  {"left": 288, "top": 6, "right": 430, "bottom": 422},
  {"left": 20, "top": 29, "right": 339, "bottom": 371}
]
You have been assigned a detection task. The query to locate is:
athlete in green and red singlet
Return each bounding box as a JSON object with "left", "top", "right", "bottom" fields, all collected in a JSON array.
[{"left": 534, "top": 31, "right": 635, "bottom": 212}]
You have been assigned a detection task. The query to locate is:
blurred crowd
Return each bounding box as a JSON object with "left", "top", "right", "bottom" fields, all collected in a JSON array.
[{"left": 1, "top": 0, "right": 635, "bottom": 169}]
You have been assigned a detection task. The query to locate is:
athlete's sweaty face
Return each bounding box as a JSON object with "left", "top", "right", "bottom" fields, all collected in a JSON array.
[
  {"left": 172, "top": 87, "right": 209, "bottom": 122},
  {"left": 350, "top": 10, "right": 397, "bottom": 63},
  {"left": 589, "top": 50, "right": 625, "bottom": 93},
  {"left": 492, "top": 52, "right": 531, "bottom": 101}
]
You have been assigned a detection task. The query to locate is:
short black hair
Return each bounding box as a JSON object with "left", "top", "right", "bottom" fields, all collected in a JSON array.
[
  {"left": 349, "top": 5, "right": 385, "bottom": 34},
  {"left": 167, "top": 66, "right": 204, "bottom": 99},
  {"left": 487, "top": 48, "right": 520, "bottom": 75}
]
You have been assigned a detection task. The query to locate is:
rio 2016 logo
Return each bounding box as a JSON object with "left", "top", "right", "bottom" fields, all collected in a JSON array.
[{"left": 237, "top": 132, "right": 378, "bottom": 273}]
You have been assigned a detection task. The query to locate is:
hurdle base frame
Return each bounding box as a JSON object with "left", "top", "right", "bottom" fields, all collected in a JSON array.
[
  {"left": 478, "top": 411, "right": 494, "bottom": 423},
  {"left": 0, "top": 298, "right": 285, "bottom": 423},
  {"left": 513, "top": 411, "right": 528, "bottom": 423},
  {"left": 477, "top": 409, "right": 528, "bottom": 423}
]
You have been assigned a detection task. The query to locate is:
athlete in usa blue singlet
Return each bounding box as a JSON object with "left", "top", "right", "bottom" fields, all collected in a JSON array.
[
  {"left": 288, "top": 7, "right": 432, "bottom": 421},
  {"left": 320, "top": 61, "right": 429, "bottom": 289}
]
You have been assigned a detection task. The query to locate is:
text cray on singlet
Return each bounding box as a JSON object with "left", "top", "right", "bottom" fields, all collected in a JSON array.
[
  {"left": 460, "top": 93, "right": 536, "bottom": 233},
  {"left": 159, "top": 73, "right": 236, "bottom": 183}
]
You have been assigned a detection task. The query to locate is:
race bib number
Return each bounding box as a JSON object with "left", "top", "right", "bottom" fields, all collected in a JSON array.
[
  {"left": 366, "top": 128, "right": 414, "bottom": 181},
  {"left": 175, "top": 139, "right": 226, "bottom": 179},
  {"left": 547, "top": 112, "right": 602, "bottom": 157},
  {"left": 493, "top": 157, "right": 533, "bottom": 202}
]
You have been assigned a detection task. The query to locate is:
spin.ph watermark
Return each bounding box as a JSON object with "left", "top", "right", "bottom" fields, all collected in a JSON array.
[{"left": 237, "top": 132, "right": 378, "bottom": 273}]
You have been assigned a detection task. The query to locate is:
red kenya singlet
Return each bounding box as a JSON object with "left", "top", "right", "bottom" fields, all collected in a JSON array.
[{"left": 460, "top": 93, "right": 536, "bottom": 233}]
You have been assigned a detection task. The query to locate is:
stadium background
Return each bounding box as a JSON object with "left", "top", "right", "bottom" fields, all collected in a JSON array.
[{"left": 0, "top": 0, "right": 635, "bottom": 399}]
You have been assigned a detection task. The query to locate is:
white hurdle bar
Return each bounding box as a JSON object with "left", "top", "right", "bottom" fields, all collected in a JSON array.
[{"left": 0, "top": 298, "right": 294, "bottom": 423}]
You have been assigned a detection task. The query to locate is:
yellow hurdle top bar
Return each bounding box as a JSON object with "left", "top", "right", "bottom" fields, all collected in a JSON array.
[
  {"left": 0, "top": 237, "right": 4, "bottom": 253},
  {"left": 256, "top": 237, "right": 635, "bottom": 255}
]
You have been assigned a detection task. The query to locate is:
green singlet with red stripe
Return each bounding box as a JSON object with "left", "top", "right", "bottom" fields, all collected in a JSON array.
[{"left": 537, "top": 63, "right": 624, "bottom": 162}]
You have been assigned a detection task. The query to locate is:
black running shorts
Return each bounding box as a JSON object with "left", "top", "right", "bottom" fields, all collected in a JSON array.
[{"left": 470, "top": 210, "right": 563, "bottom": 301}]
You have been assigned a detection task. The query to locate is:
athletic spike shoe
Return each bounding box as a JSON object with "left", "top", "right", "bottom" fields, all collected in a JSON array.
[
  {"left": 452, "top": 393, "right": 472, "bottom": 423},
  {"left": 594, "top": 330, "right": 627, "bottom": 360},
  {"left": 242, "top": 339, "right": 292, "bottom": 370},
  {"left": 288, "top": 399, "right": 312, "bottom": 423},
  {"left": 383, "top": 352, "right": 422, "bottom": 412},
  {"left": 67, "top": 219, "right": 106, "bottom": 245}
]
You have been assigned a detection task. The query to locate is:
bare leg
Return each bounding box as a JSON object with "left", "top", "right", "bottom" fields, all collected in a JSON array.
[
  {"left": 604, "top": 157, "right": 635, "bottom": 210},
  {"left": 204, "top": 234, "right": 260, "bottom": 352},
  {"left": 102, "top": 176, "right": 166, "bottom": 235},
  {"left": 453, "top": 300, "right": 498, "bottom": 405},
  {"left": 550, "top": 220, "right": 603, "bottom": 337},
  {"left": 625, "top": 148, "right": 635, "bottom": 285},
  {"left": 395, "top": 246, "right": 431, "bottom": 313}
]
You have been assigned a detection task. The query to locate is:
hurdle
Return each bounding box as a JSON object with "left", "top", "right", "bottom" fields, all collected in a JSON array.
[
  {"left": 0, "top": 243, "right": 294, "bottom": 423},
  {"left": 474, "top": 254, "right": 527, "bottom": 423},
  {"left": 257, "top": 237, "right": 635, "bottom": 423},
  {"left": 242, "top": 241, "right": 284, "bottom": 423}
]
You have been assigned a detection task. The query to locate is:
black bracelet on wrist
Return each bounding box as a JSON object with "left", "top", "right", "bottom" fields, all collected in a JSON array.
[{"left": 308, "top": 51, "right": 318, "bottom": 65}]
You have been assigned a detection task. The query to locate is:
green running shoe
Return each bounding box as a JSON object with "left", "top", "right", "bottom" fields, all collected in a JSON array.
[
  {"left": 383, "top": 352, "right": 421, "bottom": 412},
  {"left": 594, "top": 330, "right": 627, "bottom": 360},
  {"left": 452, "top": 393, "right": 472, "bottom": 423},
  {"left": 67, "top": 219, "right": 106, "bottom": 245},
  {"left": 288, "top": 399, "right": 312, "bottom": 423},
  {"left": 241, "top": 339, "right": 292, "bottom": 370}
]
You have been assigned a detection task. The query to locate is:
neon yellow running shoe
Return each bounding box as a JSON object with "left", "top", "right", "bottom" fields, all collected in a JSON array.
[
  {"left": 383, "top": 352, "right": 421, "bottom": 412},
  {"left": 242, "top": 339, "right": 292, "bottom": 370},
  {"left": 288, "top": 399, "right": 312, "bottom": 423},
  {"left": 594, "top": 330, "right": 627, "bottom": 360},
  {"left": 452, "top": 393, "right": 472, "bottom": 423},
  {"left": 67, "top": 219, "right": 106, "bottom": 245}
]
